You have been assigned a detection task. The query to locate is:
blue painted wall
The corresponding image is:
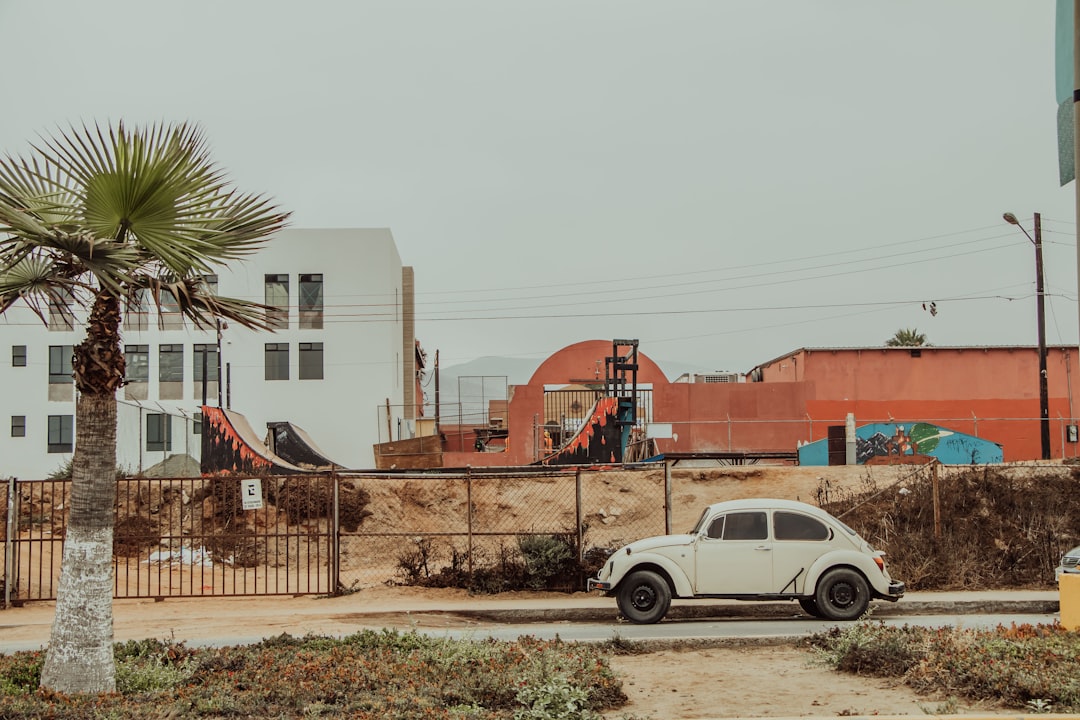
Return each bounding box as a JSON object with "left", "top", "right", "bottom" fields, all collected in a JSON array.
[{"left": 798, "top": 422, "right": 1003, "bottom": 465}]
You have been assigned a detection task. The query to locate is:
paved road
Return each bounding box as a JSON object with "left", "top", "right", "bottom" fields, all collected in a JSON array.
[
  {"left": 435, "top": 612, "right": 1061, "bottom": 643},
  {"left": 0, "top": 589, "right": 1061, "bottom": 653}
]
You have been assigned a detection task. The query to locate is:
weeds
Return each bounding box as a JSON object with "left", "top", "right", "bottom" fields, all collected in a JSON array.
[
  {"left": 819, "top": 465, "right": 1080, "bottom": 590},
  {"left": 0, "top": 630, "right": 626, "bottom": 719},
  {"left": 395, "top": 533, "right": 589, "bottom": 593},
  {"left": 812, "top": 620, "right": 1080, "bottom": 711}
]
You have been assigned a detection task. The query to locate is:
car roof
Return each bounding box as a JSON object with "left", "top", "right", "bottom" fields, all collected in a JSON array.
[{"left": 705, "top": 498, "right": 836, "bottom": 519}]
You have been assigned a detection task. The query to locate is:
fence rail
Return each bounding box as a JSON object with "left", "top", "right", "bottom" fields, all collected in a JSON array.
[
  {"left": 6, "top": 461, "right": 1042, "bottom": 606},
  {"left": 1, "top": 466, "right": 670, "bottom": 605}
]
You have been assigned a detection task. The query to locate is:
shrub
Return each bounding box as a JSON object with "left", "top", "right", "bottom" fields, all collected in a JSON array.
[
  {"left": 518, "top": 534, "right": 575, "bottom": 590},
  {"left": 514, "top": 674, "right": 601, "bottom": 720},
  {"left": 812, "top": 621, "right": 1080, "bottom": 712}
]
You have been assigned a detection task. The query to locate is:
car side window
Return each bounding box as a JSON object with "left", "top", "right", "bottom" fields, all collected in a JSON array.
[
  {"left": 774, "top": 511, "right": 830, "bottom": 541},
  {"left": 706, "top": 516, "right": 725, "bottom": 539},
  {"left": 721, "top": 511, "right": 768, "bottom": 540}
]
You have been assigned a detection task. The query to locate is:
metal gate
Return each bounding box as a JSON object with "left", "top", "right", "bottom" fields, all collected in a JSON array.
[{"left": 3, "top": 475, "right": 336, "bottom": 605}]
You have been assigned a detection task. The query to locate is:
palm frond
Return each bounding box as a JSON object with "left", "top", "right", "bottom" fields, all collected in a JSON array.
[
  {"left": 0, "top": 120, "right": 289, "bottom": 329},
  {"left": 132, "top": 273, "right": 278, "bottom": 332},
  {"left": 33, "top": 122, "right": 288, "bottom": 276},
  {"left": 0, "top": 256, "right": 93, "bottom": 324}
]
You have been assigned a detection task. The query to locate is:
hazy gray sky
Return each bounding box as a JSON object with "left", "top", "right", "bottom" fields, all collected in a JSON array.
[{"left": 2, "top": 2, "right": 1075, "bottom": 372}]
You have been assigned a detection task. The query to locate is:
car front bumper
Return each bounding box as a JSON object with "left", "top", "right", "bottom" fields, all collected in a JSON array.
[
  {"left": 587, "top": 577, "right": 612, "bottom": 592},
  {"left": 882, "top": 580, "right": 905, "bottom": 600}
]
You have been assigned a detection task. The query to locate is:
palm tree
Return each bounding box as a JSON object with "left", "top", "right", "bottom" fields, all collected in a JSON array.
[
  {"left": 0, "top": 122, "right": 289, "bottom": 693},
  {"left": 886, "top": 328, "right": 928, "bottom": 347}
]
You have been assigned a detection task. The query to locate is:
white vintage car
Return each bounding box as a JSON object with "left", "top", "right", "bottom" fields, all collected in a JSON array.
[{"left": 587, "top": 498, "right": 905, "bottom": 623}]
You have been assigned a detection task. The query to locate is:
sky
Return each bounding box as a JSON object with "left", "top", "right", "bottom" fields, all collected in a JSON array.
[{"left": 1, "top": 2, "right": 1077, "bottom": 374}]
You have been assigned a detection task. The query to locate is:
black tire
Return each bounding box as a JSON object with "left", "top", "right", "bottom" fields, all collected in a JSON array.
[
  {"left": 814, "top": 568, "right": 870, "bottom": 621},
  {"left": 798, "top": 597, "right": 825, "bottom": 618},
  {"left": 616, "top": 570, "right": 671, "bottom": 624}
]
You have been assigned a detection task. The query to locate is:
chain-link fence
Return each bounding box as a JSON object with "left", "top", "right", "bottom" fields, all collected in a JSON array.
[{"left": 336, "top": 467, "right": 666, "bottom": 591}]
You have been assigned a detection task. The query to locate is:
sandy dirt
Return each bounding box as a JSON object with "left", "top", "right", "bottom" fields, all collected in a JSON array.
[{"left": 606, "top": 645, "right": 969, "bottom": 719}]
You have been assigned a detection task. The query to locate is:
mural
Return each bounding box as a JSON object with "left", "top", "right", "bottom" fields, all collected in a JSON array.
[
  {"left": 539, "top": 396, "right": 634, "bottom": 466},
  {"left": 798, "top": 422, "right": 1003, "bottom": 466}
]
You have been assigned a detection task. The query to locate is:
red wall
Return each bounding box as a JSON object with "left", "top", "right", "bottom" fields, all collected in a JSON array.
[
  {"left": 757, "top": 346, "right": 1080, "bottom": 461},
  {"left": 451, "top": 342, "right": 1080, "bottom": 465}
]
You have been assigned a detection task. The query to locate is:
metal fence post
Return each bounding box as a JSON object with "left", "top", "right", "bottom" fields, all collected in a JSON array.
[
  {"left": 332, "top": 473, "right": 340, "bottom": 594},
  {"left": 575, "top": 467, "right": 583, "bottom": 561},
  {"left": 664, "top": 460, "right": 672, "bottom": 535},
  {"left": 466, "top": 467, "right": 473, "bottom": 579},
  {"left": 4, "top": 477, "right": 15, "bottom": 609}
]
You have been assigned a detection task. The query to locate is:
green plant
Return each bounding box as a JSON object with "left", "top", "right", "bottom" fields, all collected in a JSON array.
[
  {"left": 514, "top": 674, "right": 601, "bottom": 720},
  {"left": 113, "top": 638, "right": 195, "bottom": 694},
  {"left": 1026, "top": 698, "right": 1055, "bottom": 714},
  {"left": 0, "top": 653, "right": 43, "bottom": 695},
  {"left": 810, "top": 619, "right": 922, "bottom": 677},
  {"left": 518, "top": 534, "right": 575, "bottom": 590}
]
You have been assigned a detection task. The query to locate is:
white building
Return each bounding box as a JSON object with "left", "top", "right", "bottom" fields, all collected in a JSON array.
[{"left": 0, "top": 228, "right": 417, "bottom": 479}]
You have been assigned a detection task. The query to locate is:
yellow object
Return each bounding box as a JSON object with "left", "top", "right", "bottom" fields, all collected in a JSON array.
[{"left": 1060, "top": 573, "right": 1080, "bottom": 630}]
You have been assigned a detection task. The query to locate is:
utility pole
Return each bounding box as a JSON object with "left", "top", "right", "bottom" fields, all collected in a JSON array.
[
  {"left": 1004, "top": 212, "right": 1052, "bottom": 460},
  {"left": 1035, "top": 214, "right": 1051, "bottom": 459}
]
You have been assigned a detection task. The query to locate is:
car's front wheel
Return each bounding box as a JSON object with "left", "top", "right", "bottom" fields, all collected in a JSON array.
[
  {"left": 814, "top": 568, "right": 870, "bottom": 620},
  {"left": 616, "top": 570, "right": 671, "bottom": 624}
]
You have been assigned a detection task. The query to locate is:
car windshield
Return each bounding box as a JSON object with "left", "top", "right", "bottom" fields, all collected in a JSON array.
[{"left": 690, "top": 508, "right": 710, "bottom": 535}]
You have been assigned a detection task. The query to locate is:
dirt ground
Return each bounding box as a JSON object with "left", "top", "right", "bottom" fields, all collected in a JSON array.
[{"left": 606, "top": 645, "right": 973, "bottom": 719}]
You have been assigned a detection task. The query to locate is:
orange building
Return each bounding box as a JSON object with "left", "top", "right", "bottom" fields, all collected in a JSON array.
[{"left": 400, "top": 340, "right": 1080, "bottom": 468}]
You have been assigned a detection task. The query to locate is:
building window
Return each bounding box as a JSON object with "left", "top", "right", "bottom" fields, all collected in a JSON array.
[
  {"left": 126, "top": 345, "right": 149, "bottom": 383},
  {"left": 265, "top": 274, "right": 289, "bottom": 329},
  {"left": 159, "top": 344, "right": 184, "bottom": 382},
  {"left": 48, "top": 289, "right": 75, "bottom": 331},
  {"left": 299, "top": 342, "right": 324, "bottom": 380},
  {"left": 193, "top": 344, "right": 219, "bottom": 382},
  {"left": 200, "top": 274, "right": 219, "bottom": 295},
  {"left": 159, "top": 289, "right": 183, "bottom": 330},
  {"left": 299, "top": 274, "right": 323, "bottom": 329},
  {"left": 265, "top": 343, "right": 289, "bottom": 381},
  {"left": 125, "top": 288, "right": 150, "bottom": 332},
  {"left": 11, "top": 416, "right": 26, "bottom": 438},
  {"left": 48, "top": 345, "right": 73, "bottom": 384},
  {"left": 194, "top": 411, "right": 203, "bottom": 435},
  {"left": 146, "top": 413, "right": 172, "bottom": 452},
  {"left": 47, "top": 415, "right": 73, "bottom": 453},
  {"left": 12, "top": 345, "right": 26, "bottom": 367}
]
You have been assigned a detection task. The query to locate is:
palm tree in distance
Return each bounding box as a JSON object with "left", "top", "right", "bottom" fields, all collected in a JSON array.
[
  {"left": 0, "top": 122, "right": 289, "bottom": 693},
  {"left": 886, "top": 328, "right": 928, "bottom": 347}
]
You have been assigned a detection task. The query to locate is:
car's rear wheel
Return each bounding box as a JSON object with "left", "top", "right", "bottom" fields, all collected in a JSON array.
[
  {"left": 616, "top": 570, "right": 671, "bottom": 624},
  {"left": 814, "top": 568, "right": 870, "bottom": 620},
  {"left": 798, "top": 597, "right": 825, "bottom": 618}
]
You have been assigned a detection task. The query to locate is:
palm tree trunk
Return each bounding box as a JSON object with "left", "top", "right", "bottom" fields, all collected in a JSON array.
[
  {"left": 39, "top": 394, "right": 118, "bottom": 693},
  {"left": 40, "top": 293, "right": 123, "bottom": 694}
]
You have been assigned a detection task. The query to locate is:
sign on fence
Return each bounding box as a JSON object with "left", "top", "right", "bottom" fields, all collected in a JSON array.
[{"left": 241, "top": 479, "right": 264, "bottom": 510}]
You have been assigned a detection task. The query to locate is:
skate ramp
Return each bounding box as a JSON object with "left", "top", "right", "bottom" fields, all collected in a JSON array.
[
  {"left": 266, "top": 420, "right": 343, "bottom": 470},
  {"left": 200, "top": 406, "right": 311, "bottom": 475}
]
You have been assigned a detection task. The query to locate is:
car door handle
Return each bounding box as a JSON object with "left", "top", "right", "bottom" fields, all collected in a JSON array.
[{"left": 755, "top": 545, "right": 771, "bottom": 551}]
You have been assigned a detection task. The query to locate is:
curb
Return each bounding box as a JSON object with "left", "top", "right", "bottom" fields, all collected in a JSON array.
[{"left": 444, "top": 598, "right": 1061, "bottom": 624}]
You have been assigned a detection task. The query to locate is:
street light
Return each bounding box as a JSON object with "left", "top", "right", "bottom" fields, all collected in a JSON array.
[{"left": 1003, "top": 212, "right": 1051, "bottom": 460}]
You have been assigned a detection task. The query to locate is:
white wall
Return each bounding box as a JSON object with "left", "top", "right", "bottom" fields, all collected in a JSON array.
[{"left": 0, "top": 228, "right": 410, "bottom": 479}]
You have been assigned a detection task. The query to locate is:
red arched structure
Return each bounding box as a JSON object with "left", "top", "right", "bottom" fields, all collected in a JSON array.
[{"left": 527, "top": 339, "right": 669, "bottom": 386}]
